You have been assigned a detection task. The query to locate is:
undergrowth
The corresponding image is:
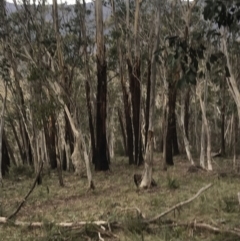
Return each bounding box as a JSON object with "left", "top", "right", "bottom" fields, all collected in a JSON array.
[{"left": 0, "top": 155, "right": 240, "bottom": 240}]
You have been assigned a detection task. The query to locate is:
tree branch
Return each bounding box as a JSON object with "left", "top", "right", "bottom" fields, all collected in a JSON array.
[
  {"left": 144, "top": 183, "right": 213, "bottom": 224},
  {"left": 161, "top": 221, "right": 240, "bottom": 237},
  {"left": 7, "top": 161, "right": 44, "bottom": 220}
]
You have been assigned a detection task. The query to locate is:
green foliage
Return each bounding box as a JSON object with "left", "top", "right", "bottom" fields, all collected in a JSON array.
[
  {"left": 123, "top": 214, "right": 146, "bottom": 235},
  {"left": 220, "top": 195, "right": 240, "bottom": 213},
  {"left": 167, "top": 175, "right": 180, "bottom": 190},
  {"left": 203, "top": 0, "right": 240, "bottom": 29},
  {"left": 0, "top": 56, "right": 11, "bottom": 83},
  {"left": 8, "top": 164, "right": 34, "bottom": 179}
]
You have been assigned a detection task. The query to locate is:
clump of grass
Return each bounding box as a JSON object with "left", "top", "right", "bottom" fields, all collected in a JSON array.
[
  {"left": 8, "top": 164, "right": 34, "bottom": 180},
  {"left": 220, "top": 195, "right": 239, "bottom": 213},
  {"left": 123, "top": 214, "right": 146, "bottom": 235},
  {"left": 167, "top": 175, "right": 180, "bottom": 190}
]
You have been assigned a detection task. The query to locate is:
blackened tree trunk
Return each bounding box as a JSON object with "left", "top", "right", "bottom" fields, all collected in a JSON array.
[
  {"left": 44, "top": 115, "right": 57, "bottom": 169},
  {"left": 95, "top": 59, "right": 109, "bottom": 171},
  {"left": 127, "top": 59, "right": 144, "bottom": 166},
  {"left": 95, "top": 0, "right": 109, "bottom": 171},
  {"left": 111, "top": 0, "right": 134, "bottom": 165},
  {"left": 165, "top": 84, "right": 176, "bottom": 165},
  {"left": 172, "top": 116, "right": 179, "bottom": 155},
  {"left": 2, "top": 132, "right": 10, "bottom": 176}
]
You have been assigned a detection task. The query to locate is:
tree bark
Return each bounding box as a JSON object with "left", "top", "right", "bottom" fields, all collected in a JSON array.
[
  {"left": 0, "top": 83, "right": 7, "bottom": 184},
  {"left": 111, "top": 0, "right": 134, "bottom": 165},
  {"left": 198, "top": 80, "right": 213, "bottom": 171},
  {"left": 95, "top": 0, "right": 109, "bottom": 171},
  {"left": 165, "top": 84, "right": 176, "bottom": 166},
  {"left": 140, "top": 3, "right": 160, "bottom": 188},
  {"left": 184, "top": 87, "right": 190, "bottom": 140},
  {"left": 118, "top": 108, "right": 128, "bottom": 156},
  {"left": 145, "top": 59, "right": 151, "bottom": 148},
  {"left": 221, "top": 77, "right": 226, "bottom": 156},
  {"left": 81, "top": 0, "right": 97, "bottom": 165}
]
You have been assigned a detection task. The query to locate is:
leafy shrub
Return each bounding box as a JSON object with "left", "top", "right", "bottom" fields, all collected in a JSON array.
[
  {"left": 8, "top": 164, "right": 34, "bottom": 180},
  {"left": 167, "top": 175, "right": 180, "bottom": 190},
  {"left": 220, "top": 195, "right": 239, "bottom": 213}
]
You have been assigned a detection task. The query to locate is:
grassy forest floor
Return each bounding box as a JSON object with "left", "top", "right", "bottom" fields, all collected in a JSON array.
[{"left": 0, "top": 154, "right": 240, "bottom": 241}]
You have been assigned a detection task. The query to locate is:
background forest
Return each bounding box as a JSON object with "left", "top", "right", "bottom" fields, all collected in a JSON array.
[{"left": 1, "top": 0, "right": 240, "bottom": 240}]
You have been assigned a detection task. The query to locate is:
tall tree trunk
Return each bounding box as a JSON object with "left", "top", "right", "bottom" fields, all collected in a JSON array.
[
  {"left": 44, "top": 115, "right": 57, "bottom": 169},
  {"left": 221, "top": 77, "right": 226, "bottom": 156},
  {"left": 121, "top": 76, "right": 134, "bottom": 164},
  {"left": 198, "top": 79, "right": 213, "bottom": 171},
  {"left": 184, "top": 87, "right": 190, "bottom": 140},
  {"left": 95, "top": 0, "right": 109, "bottom": 171},
  {"left": 114, "top": 0, "right": 134, "bottom": 164},
  {"left": 118, "top": 108, "right": 128, "bottom": 156},
  {"left": 85, "top": 80, "right": 96, "bottom": 164},
  {"left": 3, "top": 130, "right": 16, "bottom": 166},
  {"left": 140, "top": 3, "right": 160, "bottom": 188},
  {"left": 145, "top": 59, "right": 151, "bottom": 147},
  {"left": 200, "top": 119, "right": 205, "bottom": 168},
  {"left": 127, "top": 59, "right": 143, "bottom": 166},
  {"left": 165, "top": 84, "right": 175, "bottom": 166},
  {"left": 125, "top": 0, "right": 143, "bottom": 166},
  {"left": 2, "top": 131, "right": 10, "bottom": 176},
  {"left": 80, "top": 0, "right": 96, "bottom": 165},
  {"left": 0, "top": 83, "right": 7, "bottom": 184},
  {"left": 233, "top": 113, "right": 238, "bottom": 169},
  {"left": 177, "top": 91, "right": 194, "bottom": 165},
  {"left": 55, "top": 129, "right": 64, "bottom": 187}
]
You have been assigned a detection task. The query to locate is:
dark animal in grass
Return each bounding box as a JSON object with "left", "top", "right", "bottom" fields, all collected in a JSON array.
[
  {"left": 187, "top": 165, "right": 205, "bottom": 173},
  {"left": 133, "top": 174, "right": 157, "bottom": 188}
]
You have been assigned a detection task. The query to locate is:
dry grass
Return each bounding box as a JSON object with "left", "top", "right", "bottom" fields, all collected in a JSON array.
[{"left": 0, "top": 154, "right": 240, "bottom": 240}]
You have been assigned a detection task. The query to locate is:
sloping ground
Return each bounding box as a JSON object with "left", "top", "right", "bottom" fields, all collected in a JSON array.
[{"left": 0, "top": 154, "right": 240, "bottom": 240}]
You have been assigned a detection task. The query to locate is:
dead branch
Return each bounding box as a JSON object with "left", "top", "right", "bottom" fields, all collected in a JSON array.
[
  {"left": 144, "top": 183, "right": 213, "bottom": 224},
  {"left": 159, "top": 221, "right": 240, "bottom": 237},
  {"left": 7, "top": 161, "right": 44, "bottom": 220},
  {"left": 0, "top": 217, "right": 116, "bottom": 228}
]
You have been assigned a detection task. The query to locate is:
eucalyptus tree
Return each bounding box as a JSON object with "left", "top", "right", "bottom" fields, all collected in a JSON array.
[
  {"left": 94, "top": 0, "right": 109, "bottom": 171},
  {"left": 139, "top": 0, "right": 160, "bottom": 188},
  {"left": 0, "top": 0, "right": 96, "bottom": 188},
  {"left": 203, "top": 0, "right": 240, "bottom": 167}
]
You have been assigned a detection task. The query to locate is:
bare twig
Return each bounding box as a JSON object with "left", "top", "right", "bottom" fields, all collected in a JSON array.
[
  {"left": 145, "top": 183, "right": 213, "bottom": 224},
  {"left": 7, "top": 161, "right": 44, "bottom": 220}
]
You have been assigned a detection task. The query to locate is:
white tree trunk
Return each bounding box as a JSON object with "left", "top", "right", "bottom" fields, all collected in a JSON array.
[
  {"left": 177, "top": 91, "right": 194, "bottom": 165},
  {"left": 64, "top": 106, "right": 94, "bottom": 189},
  {"left": 198, "top": 86, "right": 213, "bottom": 171},
  {"left": 140, "top": 3, "right": 160, "bottom": 188},
  {"left": 200, "top": 121, "right": 205, "bottom": 168}
]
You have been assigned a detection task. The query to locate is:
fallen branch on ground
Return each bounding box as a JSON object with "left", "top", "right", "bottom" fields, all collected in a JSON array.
[
  {"left": 144, "top": 183, "right": 213, "bottom": 224},
  {"left": 159, "top": 221, "right": 240, "bottom": 237},
  {"left": 7, "top": 161, "right": 44, "bottom": 220},
  {"left": 0, "top": 217, "right": 112, "bottom": 227},
  {"left": 1, "top": 183, "right": 239, "bottom": 238}
]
